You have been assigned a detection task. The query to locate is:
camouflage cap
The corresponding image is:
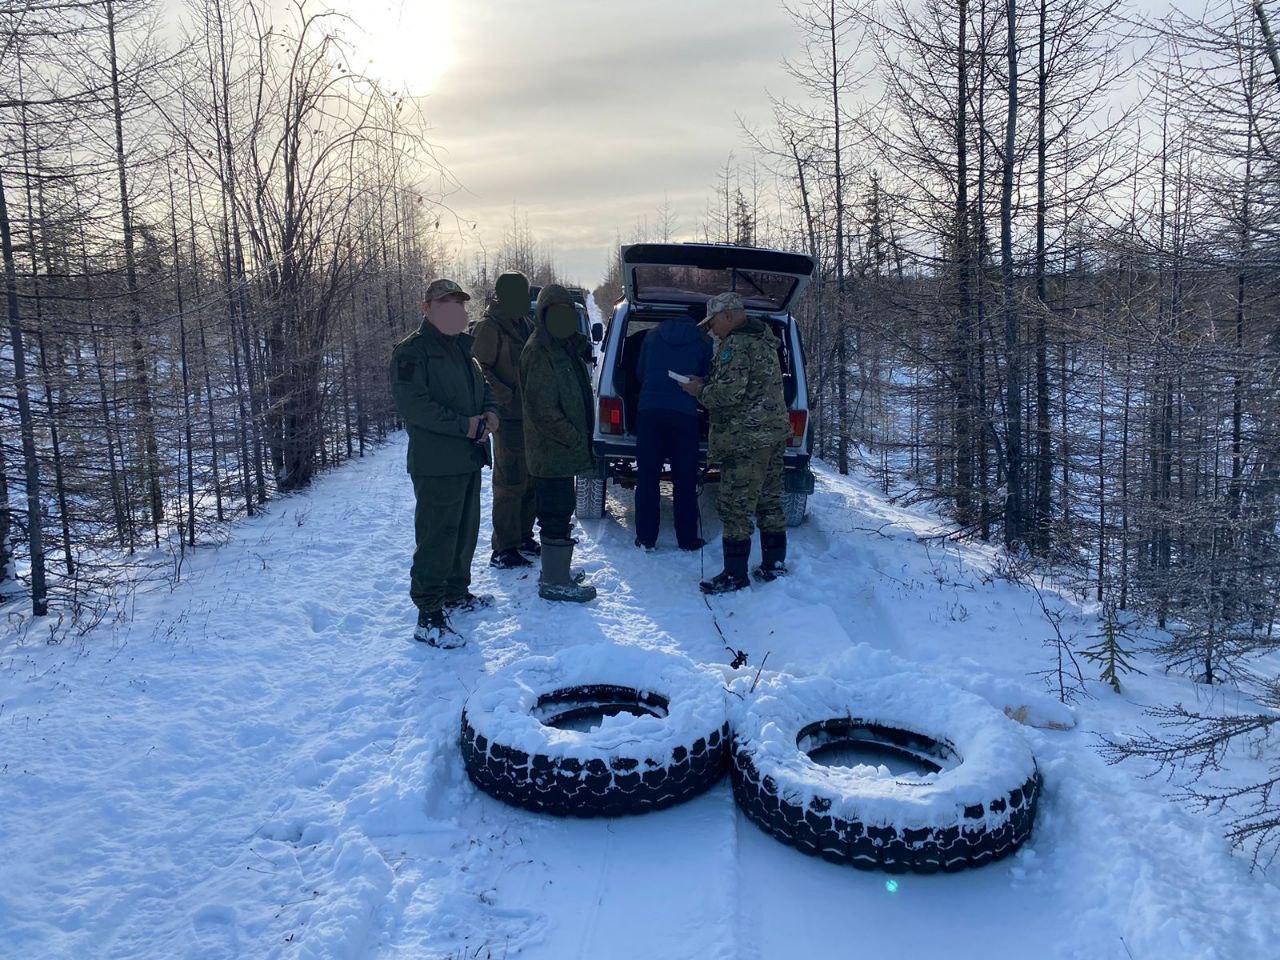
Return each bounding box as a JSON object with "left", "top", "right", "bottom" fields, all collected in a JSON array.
[
  {"left": 424, "top": 278, "right": 471, "bottom": 302},
  {"left": 702, "top": 291, "right": 744, "bottom": 324}
]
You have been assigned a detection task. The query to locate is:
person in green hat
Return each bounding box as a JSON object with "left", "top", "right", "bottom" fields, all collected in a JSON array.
[
  {"left": 681, "top": 291, "right": 791, "bottom": 594},
  {"left": 520, "top": 284, "right": 599, "bottom": 603},
  {"left": 391, "top": 278, "right": 499, "bottom": 646},
  {"left": 472, "top": 271, "right": 539, "bottom": 569}
]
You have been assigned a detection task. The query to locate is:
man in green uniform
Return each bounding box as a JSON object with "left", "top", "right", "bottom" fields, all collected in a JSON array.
[
  {"left": 681, "top": 291, "right": 791, "bottom": 594},
  {"left": 521, "top": 283, "right": 599, "bottom": 603},
  {"left": 391, "top": 278, "right": 498, "bottom": 647},
  {"left": 472, "top": 271, "right": 539, "bottom": 569}
]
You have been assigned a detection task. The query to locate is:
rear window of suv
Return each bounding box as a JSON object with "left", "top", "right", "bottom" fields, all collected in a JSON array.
[{"left": 632, "top": 265, "right": 799, "bottom": 311}]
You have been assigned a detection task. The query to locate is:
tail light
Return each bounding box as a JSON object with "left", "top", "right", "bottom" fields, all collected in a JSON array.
[
  {"left": 599, "top": 396, "right": 624, "bottom": 435},
  {"left": 788, "top": 410, "right": 807, "bottom": 448}
]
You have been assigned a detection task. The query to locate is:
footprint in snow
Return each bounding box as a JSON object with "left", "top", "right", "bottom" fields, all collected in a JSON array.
[{"left": 190, "top": 904, "right": 240, "bottom": 959}]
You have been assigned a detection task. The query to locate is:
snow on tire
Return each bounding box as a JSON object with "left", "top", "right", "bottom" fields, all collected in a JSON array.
[
  {"left": 461, "top": 645, "right": 730, "bottom": 817},
  {"left": 730, "top": 670, "right": 1040, "bottom": 873}
]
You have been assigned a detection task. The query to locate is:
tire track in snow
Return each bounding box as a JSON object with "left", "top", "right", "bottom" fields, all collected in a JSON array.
[{"left": 8, "top": 444, "right": 1279, "bottom": 959}]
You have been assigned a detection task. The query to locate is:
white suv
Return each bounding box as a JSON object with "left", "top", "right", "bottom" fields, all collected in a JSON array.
[{"left": 577, "top": 242, "right": 816, "bottom": 527}]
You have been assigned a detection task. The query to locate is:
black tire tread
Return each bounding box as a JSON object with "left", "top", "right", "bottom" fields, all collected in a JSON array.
[
  {"left": 461, "top": 691, "right": 729, "bottom": 818},
  {"left": 730, "top": 737, "right": 1040, "bottom": 873}
]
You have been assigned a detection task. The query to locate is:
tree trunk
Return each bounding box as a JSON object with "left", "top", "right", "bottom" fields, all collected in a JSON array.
[
  {"left": 955, "top": 0, "right": 976, "bottom": 525},
  {"left": 0, "top": 167, "right": 48, "bottom": 615},
  {"left": 1001, "top": 0, "right": 1022, "bottom": 546},
  {"left": 1033, "top": 0, "right": 1052, "bottom": 552},
  {"left": 106, "top": 0, "right": 164, "bottom": 534},
  {"left": 831, "top": 0, "right": 849, "bottom": 475}
]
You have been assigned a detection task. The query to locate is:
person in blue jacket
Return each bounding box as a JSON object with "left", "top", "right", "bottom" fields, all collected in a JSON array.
[{"left": 634, "top": 310, "right": 713, "bottom": 550}]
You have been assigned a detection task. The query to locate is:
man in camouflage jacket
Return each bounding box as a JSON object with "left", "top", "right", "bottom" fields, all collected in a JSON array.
[
  {"left": 682, "top": 291, "right": 791, "bottom": 594},
  {"left": 471, "top": 271, "right": 538, "bottom": 569}
]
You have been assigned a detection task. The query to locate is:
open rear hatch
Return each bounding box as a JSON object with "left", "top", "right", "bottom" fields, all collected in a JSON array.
[{"left": 621, "top": 243, "right": 815, "bottom": 313}]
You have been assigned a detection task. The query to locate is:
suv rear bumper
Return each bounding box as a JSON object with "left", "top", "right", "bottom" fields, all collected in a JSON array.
[{"left": 590, "top": 438, "right": 813, "bottom": 493}]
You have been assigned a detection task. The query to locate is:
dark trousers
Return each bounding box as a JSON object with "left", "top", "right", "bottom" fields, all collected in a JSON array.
[
  {"left": 410, "top": 470, "right": 482, "bottom": 613},
  {"left": 533, "top": 476, "right": 576, "bottom": 541},
  {"left": 636, "top": 408, "right": 701, "bottom": 548},
  {"left": 491, "top": 419, "right": 536, "bottom": 553}
]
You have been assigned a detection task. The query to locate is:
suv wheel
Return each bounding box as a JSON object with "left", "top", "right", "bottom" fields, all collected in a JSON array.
[
  {"left": 783, "top": 492, "right": 808, "bottom": 527},
  {"left": 575, "top": 472, "right": 607, "bottom": 520}
]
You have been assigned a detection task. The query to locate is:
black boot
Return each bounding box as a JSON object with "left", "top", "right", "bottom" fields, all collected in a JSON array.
[
  {"left": 414, "top": 609, "right": 464, "bottom": 648},
  {"left": 753, "top": 530, "right": 788, "bottom": 582},
  {"left": 490, "top": 548, "right": 533, "bottom": 569},
  {"left": 518, "top": 536, "right": 541, "bottom": 557},
  {"left": 539, "top": 538, "right": 598, "bottom": 603},
  {"left": 700, "top": 539, "right": 751, "bottom": 595},
  {"left": 444, "top": 591, "right": 495, "bottom": 614}
]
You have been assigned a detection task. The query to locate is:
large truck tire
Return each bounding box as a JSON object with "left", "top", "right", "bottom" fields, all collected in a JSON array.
[
  {"left": 462, "top": 645, "right": 730, "bottom": 818},
  {"left": 730, "top": 669, "right": 1040, "bottom": 873}
]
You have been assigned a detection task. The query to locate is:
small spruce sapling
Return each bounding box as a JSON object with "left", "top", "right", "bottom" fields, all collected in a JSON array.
[{"left": 1082, "top": 603, "right": 1143, "bottom": 693}]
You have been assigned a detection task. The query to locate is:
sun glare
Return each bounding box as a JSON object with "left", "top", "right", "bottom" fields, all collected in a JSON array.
[{"left": 334, "top": 0, "right": 455, "bottom": 94}]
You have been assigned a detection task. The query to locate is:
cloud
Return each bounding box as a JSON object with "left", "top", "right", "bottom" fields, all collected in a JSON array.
[{"left": 412, "top": 0, "right": 805, "bottom": 284}]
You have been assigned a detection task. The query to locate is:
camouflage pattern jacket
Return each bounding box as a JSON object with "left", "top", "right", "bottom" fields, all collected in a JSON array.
[
  {"left": 699, "top": 317, "right": 791, "bottom": 462},
  {"left": 519, "top": 285, "right": 596, "bottom": 479},
  {"left": 471, "top": 304, "right": 532, "bottom": 422}
]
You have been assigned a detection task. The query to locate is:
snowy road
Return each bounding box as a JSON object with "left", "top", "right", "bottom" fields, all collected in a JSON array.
[{"left": 2, "top": 433, "right": 1278, "bottom": 959}]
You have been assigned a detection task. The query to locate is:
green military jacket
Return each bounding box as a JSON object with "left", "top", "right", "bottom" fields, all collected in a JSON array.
[
  {"left": 520, "top": 284, "right": 596, "bottom": 479},
  {"left": 471, "top": 304, "right": 532, "bottom": 422},
  {"left": 699, "top": 316, "right": 791, "bottom": 462},
  {"left": 391, "top": 318, "right": 497, "bottom": 476}
]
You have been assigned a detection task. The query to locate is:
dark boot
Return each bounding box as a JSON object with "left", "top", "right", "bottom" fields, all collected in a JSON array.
[
  {"left": 444, "top": 591, "right": 495, "bottom": 614},
  {"left": 490, "top": 548, "right": 533, "bottom": 569},
  {"left": 518, "top": 536, "right": 541, "bottom": 557},
  {"left": 700, "top": 539, "right": 751, "bottom": 595},
  {"left": 753, "top": 530, "right": 788, "bottom": 582},
  {"left": 539, "top": 538, "right": 597, "bottom": 603},
  {"left": 414, "top": 609, "right": 464, "bottom": 648}
]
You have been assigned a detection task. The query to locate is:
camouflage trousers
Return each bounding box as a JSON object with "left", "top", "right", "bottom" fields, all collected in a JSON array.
[
  {"left": 716, "top": 442, "right": 785, "bottom": 542},
  {"left": 491, "top": 419, "right": 536, "bottom": 553}
]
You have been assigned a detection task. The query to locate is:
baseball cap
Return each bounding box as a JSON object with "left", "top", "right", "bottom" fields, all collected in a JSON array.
[
  {"left": 700, "top": 290, "right": 744, "bottom": 326},
  {"left": 425, "top": 278, "right": 471, "bottom": 302}
]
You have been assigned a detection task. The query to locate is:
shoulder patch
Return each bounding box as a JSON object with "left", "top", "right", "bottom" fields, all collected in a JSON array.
[
  {"left": 396, "top": 355, "right": 417, "bottom": 382},
  {"left": 719, "top": 348, "right": 733, "bottom": 363}
]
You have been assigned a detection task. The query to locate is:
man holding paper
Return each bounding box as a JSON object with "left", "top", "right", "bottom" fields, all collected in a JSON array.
[
  {"left": 680, "top": 291, "right": 791, "bottom": 594},
  {"left": 634, "top": 308, "right": 712, "bottom": 550}
]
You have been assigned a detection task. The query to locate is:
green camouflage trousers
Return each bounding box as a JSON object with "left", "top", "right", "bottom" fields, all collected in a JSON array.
[
  {"left": 491, "top": 420, "right": 536, "bottom": 553},
  {"left": 717, "top": 441, "right": 785, "bottom": 542}
]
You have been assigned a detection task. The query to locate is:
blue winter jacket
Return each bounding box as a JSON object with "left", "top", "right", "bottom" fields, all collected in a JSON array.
[{"left": 636, "top": 317, "right": 713, "bottom": 416}]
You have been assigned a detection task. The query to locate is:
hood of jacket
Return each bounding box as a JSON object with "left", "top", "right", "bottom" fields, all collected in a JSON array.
[
  {"left": 657, "top": 316, "right": 703, "bottom": 346},
  {"left": 533, "top": 283, "right": 575, "bottom": 335},
  {"left": 729, "top": 316, "right": 771, "bottom": 342}
]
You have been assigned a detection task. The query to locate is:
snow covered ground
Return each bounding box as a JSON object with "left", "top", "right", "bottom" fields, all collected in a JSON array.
[{"left": 2, "top": 433, "right": 1279, "bottom": 959}]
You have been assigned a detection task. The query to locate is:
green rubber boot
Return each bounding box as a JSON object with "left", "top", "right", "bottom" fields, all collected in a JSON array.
[{"left": 539, "top": 538, "right": 597, "bottom": 603}]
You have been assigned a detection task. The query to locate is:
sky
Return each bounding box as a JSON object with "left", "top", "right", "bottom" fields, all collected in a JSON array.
[{"left": 329, "top": 0, "right": 810, "bottom": 287}]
